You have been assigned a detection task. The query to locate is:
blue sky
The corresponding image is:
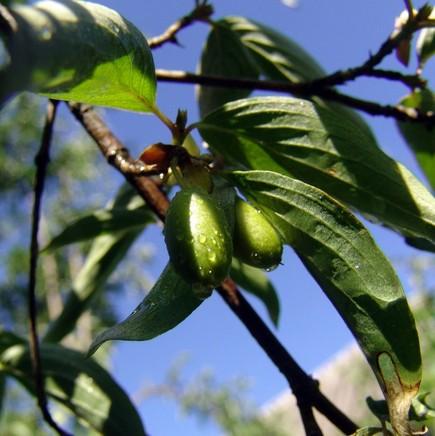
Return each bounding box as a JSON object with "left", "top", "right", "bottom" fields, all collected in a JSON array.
[{"left": 76, "top": 1, "right": 434, "bottom": 434}]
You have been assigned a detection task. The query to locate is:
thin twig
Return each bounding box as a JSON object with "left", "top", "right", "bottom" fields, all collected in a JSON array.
[
  {"left": 28, "top": 100, "right": 71, "bottom": 436},
  {"left": 155, "top": 69, "right": 435, "bottom": 125},
  {"left": 403, "top": 0, "right": 415, "bottom": 18},
  {"left": 68, "top": 103, "right": 170, "bottom": 221},
  {"left": 69, "top": 104, "right": 359, "bottom": 435},
  {"left": 364, "top": 69, "right": 425, "bottom": 88},
  {"left": 308, "top": 6, "right": 430, "bottom": 89},
  {"left": 148, "top": 1, "right": 213, "bottom": 49}
]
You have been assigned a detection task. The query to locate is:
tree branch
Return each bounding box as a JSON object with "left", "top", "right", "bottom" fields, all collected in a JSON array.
[
  {"left": 69, "top": 104, "right": 359, "bottom": 435},
  {"left": 151, "top": 5, "right": 435, "bottom": 126},
  {"left": 363, "top": 69, "right": 425, "bottom": 88},
  {"left": 68, "top": 103, "right": 170, "bottom": 221},
  {"left": 29, "top": 100, "right": 71, "bottom": 436},
  {"left": 218, "top": 280, "right": 358, "bottom": 435},
  {"left": 308, "top": 6, "right": 431, "bottom": 89},
  {"left": 155, "top": 69, "right": 435, "bottom": 125},
  {"left": 148, "top": 1, "right": 213, "bottom": 50}
]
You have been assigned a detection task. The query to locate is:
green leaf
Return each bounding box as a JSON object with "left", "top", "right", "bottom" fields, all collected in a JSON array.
[
  {"left": 417, "top": 27, "right": 435, "bottom": 68},
  {"left": 44, "top": 196, "right": 153, "bottom": 252},
  {"left": 44, "top": 185, "right": 147, "bottom": 343},
  {"left": 0, "top": 0, "right": 156, "bottom": 112},
  {"left": 410, "top": 392, "right": 435, "bottom": 422},
  {"left": 230, "top": 258, "right": 280, "bottom": 326},
  {"left": 223, "top": 16, "right": 324, "bottom": 83},
  {"left": 405, "top": 236, "right": 435, "bottom": 253},
  {"left": 198, "top": 19, "right": 259, "bottom": 117},
  {"left": 88, "top": 263, "right": 204, "bottom": 355},
  {"left": 199, "top": 16, "right": 375, "bottom": 147},
  {"left": 0, "top": 342, "right": 146, "bottom": 435},
  {"left": 44, "top": 229, "right": 141, "bottom": 343},
  {"left": 210, "top": 177, "right": 237, "bottom": 234},
  {"left": 397, "top": 89, "right": 435, "bottom": 190},
  {"left": 199, "top": 96, "right": 435, "bottom": 244},
  {"left": 229, "top": 170, "right": 422, "bottom": 421}
]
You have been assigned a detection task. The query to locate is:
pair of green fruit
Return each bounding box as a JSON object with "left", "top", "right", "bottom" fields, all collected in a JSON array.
[{"left": 164, "top": 188, "right": 283, "bottom": 289}]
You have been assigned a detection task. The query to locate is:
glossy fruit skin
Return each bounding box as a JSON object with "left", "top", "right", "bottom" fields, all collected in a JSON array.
[
  {"left": 233, "top": 198, "right": 283, "bottom": 270},
  {"left": 164, "top": 188, "right": 232, "bottom": 288}
]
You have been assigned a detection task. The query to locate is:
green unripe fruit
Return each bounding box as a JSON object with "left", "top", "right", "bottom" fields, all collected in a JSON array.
[
  {"left": 164, "top": 188, "right": 232, "bottom": 288},
  {"left": 233, "top": 198, "right": 283, "bottom": 270}
]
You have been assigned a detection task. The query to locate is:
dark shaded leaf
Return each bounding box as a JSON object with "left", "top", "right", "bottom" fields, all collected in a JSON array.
[
  {"left": 0, "top": 0, "right": 156, "bottom": 111},
  {"left": 229, "top": 170, "right": 421, "bottom": 425},
  {"left": 197, "top": 19, "right": 259, "bottom": 117},
  {"left": 223, "top": 16, "right": 324, "bottom": 82},
  {"left": 211, "top": 177, "right": 237, "bottom": 234},
  {"left": 405, "top": 236, "right": 435, "bottom": 253},
  {"left": 0, "top": 342, "right": 146, "bottom": 435},
  {"left": 44, "top": 185, "right": 147, "bottom": 343},
  {"left": 88, "top": 263, "right": 204, "bottom": 355},
  {"left": 397, "top": 89, "right": 435, "bottom": 190},
  {"left": 230, "top": 258, "right": 280, "bottom": 326},
  {"left": 199, "top": 97, "right": 435, "bottom": 244},
  {"left": 224, "top": 16, "right": 380, "bottom": 146}
]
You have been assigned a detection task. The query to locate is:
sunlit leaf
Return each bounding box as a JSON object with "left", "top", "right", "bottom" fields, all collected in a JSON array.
[
  {"left": 397, "top": 89, "right": 435, "bottom": 190},
  {"left": 199, "top": 96, "right": 435, "bottom": 244},
  {"left": 229, "top": 170, "right": 422, "bottom": 426},
  {"left": 0, "top": 0, "right": 156, "bottom": 112},
  {"left": 197, "top": 19, "right": 259, "bottom": 117},
  {"left": 88, "top": 263, "right": 204, "bottom": 355},
  {"left": 405, "top": 236, "right": 435, "bottom": 253},
  {"left": 230, "top": 258, "right": 280, "bottom": 326},
  {"left": 0, "top": 341, "right": 146, "bottom": 435}
]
